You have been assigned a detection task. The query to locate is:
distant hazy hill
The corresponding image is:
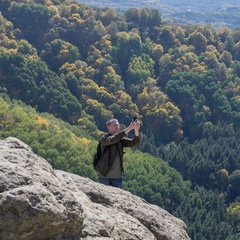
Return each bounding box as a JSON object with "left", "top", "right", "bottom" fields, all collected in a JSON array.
[{"left": 78, "top": 0, "right": 240, "bottom": 28}]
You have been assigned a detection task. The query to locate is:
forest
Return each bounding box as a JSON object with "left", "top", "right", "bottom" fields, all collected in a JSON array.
[
  {"left": 0, "top": 0, "right": 240, "bottom": 239},
  {"left": 81, "top": 0, "right": 240, "bottom": 28}
]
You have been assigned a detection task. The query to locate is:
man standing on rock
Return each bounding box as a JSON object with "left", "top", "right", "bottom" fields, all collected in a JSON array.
[{"left": 95, "top": 118, "right": 140, "bottom": 189}]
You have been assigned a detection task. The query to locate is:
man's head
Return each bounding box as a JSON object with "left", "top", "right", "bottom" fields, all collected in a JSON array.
[{"left": 106, "top": 119, "right": 120, "bottom": 135}]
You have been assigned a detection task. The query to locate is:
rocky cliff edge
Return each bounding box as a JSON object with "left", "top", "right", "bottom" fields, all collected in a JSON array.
[{"left": 0, "top": 137, "right": 190, "bottom": 240}]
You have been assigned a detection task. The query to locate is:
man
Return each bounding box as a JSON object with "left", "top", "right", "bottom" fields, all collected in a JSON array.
[{"left": 97, "top": 118, "right": 140, "bottom": 189}]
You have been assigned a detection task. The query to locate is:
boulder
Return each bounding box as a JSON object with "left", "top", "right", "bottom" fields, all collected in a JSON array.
[{"left": 0, "top": 137, "right": 190, "bottom": 240}]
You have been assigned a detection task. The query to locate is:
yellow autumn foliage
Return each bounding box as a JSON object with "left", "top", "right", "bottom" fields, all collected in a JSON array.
[{"left": 36, "top": 116, "right": 49, "bottom": 126}]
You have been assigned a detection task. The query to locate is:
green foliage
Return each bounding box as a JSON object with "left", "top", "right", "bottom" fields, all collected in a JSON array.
[
  {"left": 1, "top": 1, "right": 240, "bottom": 238},
  {"left": 0, "top": 97, "right": 97, "bottom": 180},
  {"left": 165, "top": 70, "right": 238, "bottom": 138},
  {"left": 1, "top": 0, "right": 240, "bottom": 145},
  {"left": 40, "top": 39, "right": 80, "bottom": 72},
  {"left": 124, "top": 8, "right": 161, "bottom": 28},
  {"left": 124, "top": 149, "right": 191, "bottom": 212},
  {"left": 160, "top": 122, "right": 240, "bottom": 195},
  {"left": 227, "top": 170, "right": 240, "bottom": 202},
  {"left": 8, "top": 2, "right": 51, "bottom": 48},
  {"left": 174, "top": 186, "right": 237, "bottom": 240},
  {"left": 158, "top": 26, "right": 177, "bottom": 53},
  {"left": 126, "top": 53, "right": 154, "bottom": 86},
  {"left": 0, "top": 51, "right": 82, "bottom": 123}
]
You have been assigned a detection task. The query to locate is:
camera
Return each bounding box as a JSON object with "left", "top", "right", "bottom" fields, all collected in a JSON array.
[{"left": 132, "top": 116, "right": 137, "bottom": 121}]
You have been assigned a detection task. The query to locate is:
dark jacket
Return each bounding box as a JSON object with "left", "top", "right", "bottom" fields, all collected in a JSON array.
[{"left": 96, "top": 130, "right": 140, "bottom": 177}]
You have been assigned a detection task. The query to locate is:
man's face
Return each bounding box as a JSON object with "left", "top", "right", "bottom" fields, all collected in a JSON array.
[{"left": 108, "top": 120, "right": 120, "bottom": 135}]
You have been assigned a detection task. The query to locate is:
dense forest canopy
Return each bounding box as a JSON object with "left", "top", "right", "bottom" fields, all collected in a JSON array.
[{"left": 1, "top": 0, "right": 240, "bottom": 239}]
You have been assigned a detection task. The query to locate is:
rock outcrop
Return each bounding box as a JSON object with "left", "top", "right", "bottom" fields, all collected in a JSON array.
[{"left": 0, "top": 137, "right": 190, "bottom": 240}]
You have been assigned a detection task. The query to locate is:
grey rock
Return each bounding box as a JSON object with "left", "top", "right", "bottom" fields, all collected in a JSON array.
[{"left": 0, "top": 137, "right": 190, "bottom": 240}]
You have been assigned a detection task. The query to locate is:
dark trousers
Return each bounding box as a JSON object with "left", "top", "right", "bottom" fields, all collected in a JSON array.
[{"left": 99, "top": 177, "right": 123, "bottom": 189}]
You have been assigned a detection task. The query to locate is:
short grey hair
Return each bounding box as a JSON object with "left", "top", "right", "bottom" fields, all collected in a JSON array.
[{"left": 106, "top": 119, "right": 118, "bottom": 126}]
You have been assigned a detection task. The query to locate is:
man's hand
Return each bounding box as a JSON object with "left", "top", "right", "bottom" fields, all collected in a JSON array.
[{"left": 133, "top": 120, "right": 140, "bottom": 136}]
